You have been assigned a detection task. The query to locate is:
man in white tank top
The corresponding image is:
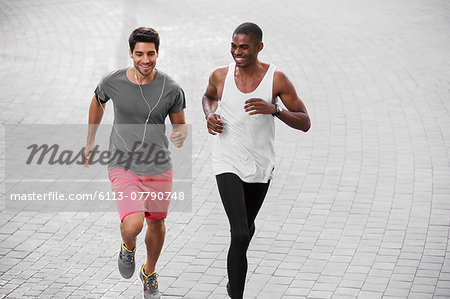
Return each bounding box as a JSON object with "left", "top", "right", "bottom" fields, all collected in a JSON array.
[{"left": 202, "top": 23, "right": 311, "bottom": 298}]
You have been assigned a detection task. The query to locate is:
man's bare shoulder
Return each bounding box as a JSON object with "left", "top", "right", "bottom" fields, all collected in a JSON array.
[
  {"left": 274, "top": 69, "right": 289, "bottom": 82},
  {"left": 210, "top": 66, "right": 229, "bottom": 84},
  {"left": 273, "top": 69, "right": 294, "bottom": 88},
  {"left": 273, "top": 69, "right": 297, "bottom": 98}
]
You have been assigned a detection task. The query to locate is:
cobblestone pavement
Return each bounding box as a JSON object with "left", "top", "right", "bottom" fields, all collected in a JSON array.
[{"left": 1, "top": 0, "right": 450, "bottom": 298}]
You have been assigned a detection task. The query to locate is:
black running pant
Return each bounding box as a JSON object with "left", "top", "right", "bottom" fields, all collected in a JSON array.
[{"left": 216, "top": 173, "right": 270, "bottom": 299}]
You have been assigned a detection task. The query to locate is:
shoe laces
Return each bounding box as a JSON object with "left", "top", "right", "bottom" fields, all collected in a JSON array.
[
  {"left": 122, "top": 253, "right": 134, "bottom": 263},
  {"left": 121, "top": 243, "right": 135, "bottom": 263},
  {"left": 145, "top": 271, "right": 158, "bottom": 290}
]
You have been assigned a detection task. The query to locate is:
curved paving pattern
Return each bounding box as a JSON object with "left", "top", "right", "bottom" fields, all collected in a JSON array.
[{"left": 1, "top": 0, "right": 449, "bottom": 298}]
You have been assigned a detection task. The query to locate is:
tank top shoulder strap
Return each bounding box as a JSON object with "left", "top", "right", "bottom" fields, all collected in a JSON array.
[
  {"left": 264, "top": 64, "right": 277, "bottom": 88},
  {"left": 267, "top": 64, "right": 277, "bottom": 80},
  {"left": 269, "top": 64, "right": 278, "bottom": 103},
  {"left": 256, "top": 64, "right": 277, "bottom": 103},
  {"left": 221, "top": 63, "right": 236, "bottom": 102},
  {"left": 227, "top": 62, "right": 235, "bottom": 80}
]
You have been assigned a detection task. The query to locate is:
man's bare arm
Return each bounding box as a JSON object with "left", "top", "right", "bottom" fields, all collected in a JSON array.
[
  {"left": 243, "top": 70, "right": 310, "bottom": 132},
  {"left": 84, "top": 95, "right": 105, "bottom": 166},
  {"left": 169, "top": 110, "right": 187, "bottom": 148},
  {"left": 202, "top": 68, "right": 226, "bottom": 135},
  {"left": 273, "top": 70, "right": 311, "bottom": 132}
]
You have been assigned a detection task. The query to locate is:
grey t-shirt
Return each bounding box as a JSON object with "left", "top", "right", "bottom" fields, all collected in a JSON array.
[{"left": 94, "top": 68, "right": 186, "bottom": 175}]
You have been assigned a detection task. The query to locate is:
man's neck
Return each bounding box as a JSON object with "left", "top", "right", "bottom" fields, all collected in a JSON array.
[
  {"left": 235, "top": 60, "right": 264, "bottom": 79},
  {"left": 134, "top": 68, "right": 156, "bottom": 85}
]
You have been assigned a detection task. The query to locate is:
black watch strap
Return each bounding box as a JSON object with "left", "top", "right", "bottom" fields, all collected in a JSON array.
[{"left": 272, "top": 103, "right": 282, "bottom": 116}]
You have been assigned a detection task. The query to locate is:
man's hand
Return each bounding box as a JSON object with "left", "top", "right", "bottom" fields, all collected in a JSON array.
[
  {"left": 83, "top": 143, "right": 95, "bottom": 167},
  {"left": 170, "top": 124, "right": 188, "bottom": 148},
  {"left": 206, "top": 113, "right": 224, "bottom": 135},
  {"left": 244, "top": 98, "right": 276, "bottom": 115}
]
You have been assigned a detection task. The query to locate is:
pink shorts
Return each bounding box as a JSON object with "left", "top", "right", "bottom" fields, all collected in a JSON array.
[{"left": 108, "top": 168, "right": 173, "bottom": 222}]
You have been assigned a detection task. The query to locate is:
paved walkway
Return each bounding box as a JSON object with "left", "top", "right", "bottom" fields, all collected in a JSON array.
[{"left": 1, "top": 0, "right": 450, "bottom": 298}]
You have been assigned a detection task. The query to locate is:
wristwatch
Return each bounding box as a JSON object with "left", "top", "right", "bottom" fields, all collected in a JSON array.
[{"left": 272, "top": 103, "right": 282, "bottom": 117}]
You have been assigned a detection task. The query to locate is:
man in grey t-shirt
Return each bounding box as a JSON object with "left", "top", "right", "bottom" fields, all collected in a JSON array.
[{"left": 83, "top": 27, "right": 187, "bottom": 299}]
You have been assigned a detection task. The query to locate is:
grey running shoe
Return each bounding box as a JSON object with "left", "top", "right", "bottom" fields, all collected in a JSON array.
[
  {"left": 139, "top": 264, "right": 161, "bottom": 299},
  {"left": 118, "top": 240, "right": 135, "bottom": 279}
]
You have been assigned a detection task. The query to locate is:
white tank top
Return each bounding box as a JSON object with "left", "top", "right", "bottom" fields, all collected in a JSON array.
[{"left": 212, "top": 62, "right": 277, "bottom": 183}]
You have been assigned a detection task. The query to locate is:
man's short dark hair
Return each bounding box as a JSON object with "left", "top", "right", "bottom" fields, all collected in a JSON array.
[
  {"left": 233, "top": 22, "right": 263, "bottom": 44},
  {"left": 129, "top": 27, "right": 160, "bottom": 52}
]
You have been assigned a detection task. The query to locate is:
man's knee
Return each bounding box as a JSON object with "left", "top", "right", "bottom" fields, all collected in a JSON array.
[
  {"left": 145, "top": 219, "right": 165, "bottom": 243},
  {"left": 231, "top": 229, "right": 251, "bottom": 248},
  {"left": 121, "top": 213, "right": 144, "bottom": 236},
  {"left": 147, "top": 219, "right": 165, "bottom": 232}
]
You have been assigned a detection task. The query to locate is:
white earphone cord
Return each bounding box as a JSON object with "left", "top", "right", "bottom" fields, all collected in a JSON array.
[{"left": 97, "top": 68, "right": 166, "bottom": 152}]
